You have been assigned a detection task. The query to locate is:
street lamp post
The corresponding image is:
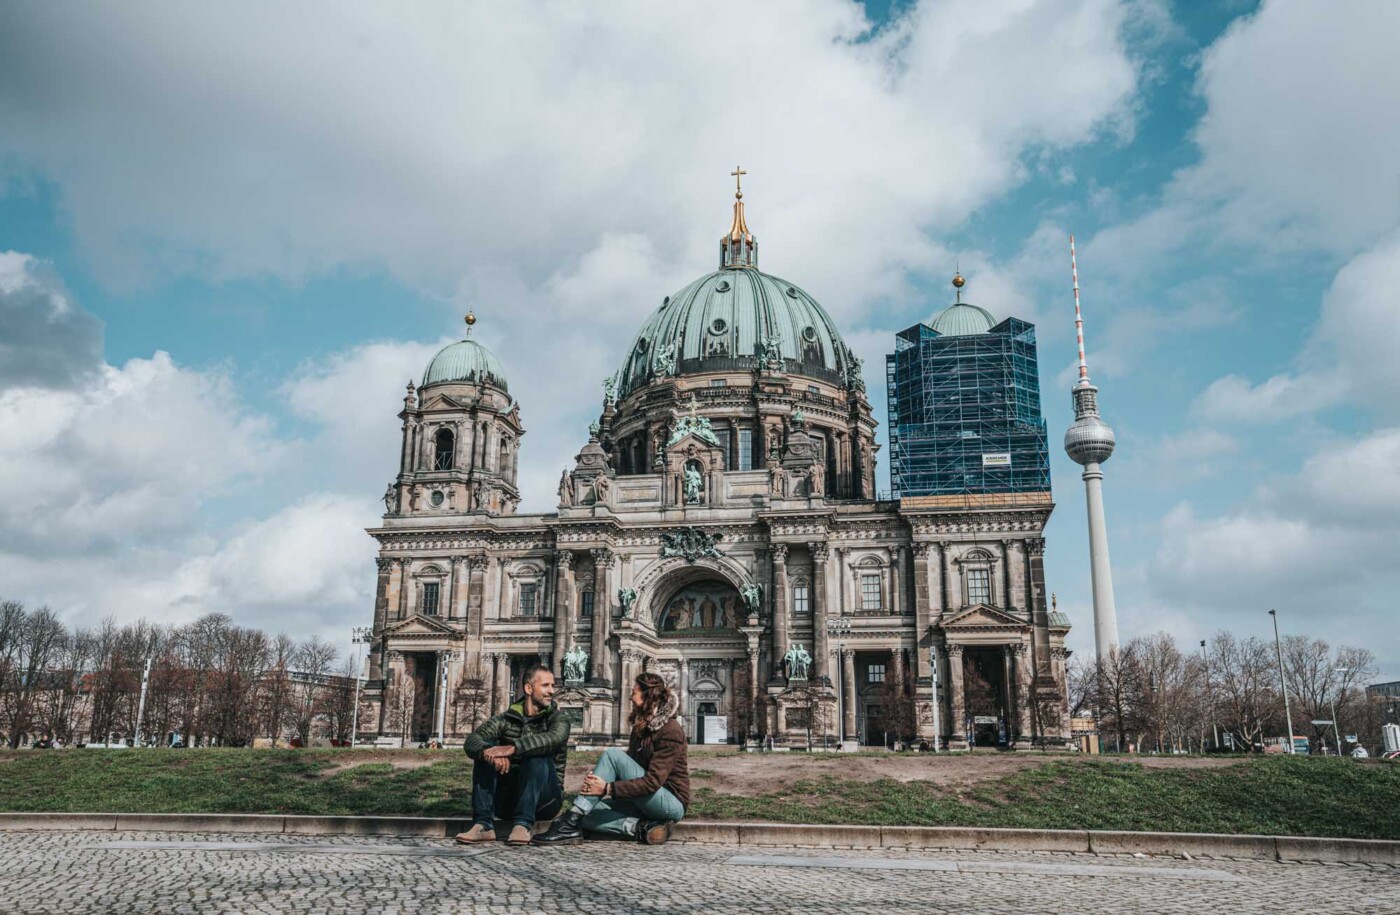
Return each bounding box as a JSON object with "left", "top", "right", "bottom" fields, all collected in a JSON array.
[
  {"left": 1268, "top": 609, "right": 1296, "bottom": 754},
  {"left": 349, "top": 626, "right": 372, "bottom": 747},
  {"left": 134, "top": 657, "right": 152, "bottom": 748},
  {"left": 1331, "top": 667, "right": 1351, "bottom": 758},
  {"left": 1200, "top": 639, "right": 1219, "bottom": 751},
  {"left": 435, "top": 650, "right": 451, "bottom": 744},
  {"left": 826, "top": 617, "right": 851, "bottom": 748}
]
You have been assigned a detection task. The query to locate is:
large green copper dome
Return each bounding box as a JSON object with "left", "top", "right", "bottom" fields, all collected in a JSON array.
[
  {"left": 616, "top": 267, "right": 858, "bottom": 396},
  {"left": 929, "top": 302, "right": 996, "bottom": 337},
  {"left": 422, "top": 336, "right": 508, "bottom": 391}
]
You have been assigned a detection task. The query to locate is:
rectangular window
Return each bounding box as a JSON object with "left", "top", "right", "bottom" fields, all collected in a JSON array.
[
  {"left": 860, "top": 574, "right": 882, "bottom": 611},
  {"left": 520, "top": 583, "right": 538, "bottom": 617},
  {"left": 793, "top": 583, "right": 809, "bottom": 614},
  {"left": 421, "top": 582, "right": 440, "bottom": 616},
  {"left": 867, "top": 663, "right": 886, "bottom": 684},
  {"left": 580, "top": 591, "right": 594, "bottom": 618},
  {"left": 709, "top": 378, "right": 727, "bottom": 388},
  {"left": 715, "top": 428, "right": 731, "bottom": 471},
  {"left": 967, "top": 568, "right": 991, "bottom": 605},
  {"left": 807, "top": 385, "right": 819, "bottom": 395},
  {"left": 737, "top": 427, "right": 753, "bottom": 471}
]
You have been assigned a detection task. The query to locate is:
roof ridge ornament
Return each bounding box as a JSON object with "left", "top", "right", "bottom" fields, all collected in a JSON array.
[
  {"left": 720, "top": 166, "right": 759, "bottom": 269},
  {"left": 464, "top": 310, "right": 476, "bottom": 339}
]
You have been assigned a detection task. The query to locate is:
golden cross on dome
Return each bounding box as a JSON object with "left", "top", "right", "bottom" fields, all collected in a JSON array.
[{"left": 731, "top": 165, "right": 747, "bottom": 199}]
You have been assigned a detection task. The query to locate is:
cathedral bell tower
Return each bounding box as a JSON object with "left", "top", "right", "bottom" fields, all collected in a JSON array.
[{"left": 386, "top": 312, "right": 524, "bottom": 518}]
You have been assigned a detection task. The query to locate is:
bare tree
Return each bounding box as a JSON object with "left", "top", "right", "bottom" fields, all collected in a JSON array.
[
  {"left": 1281, "top": 635, "right": 1377, "bottom": 753},
  {"left": 287, "top": 637, "right": 338, "bottom": 745},
  {"left": 1094, "top": 644, "right": 1142, "bottom": 752},
  {"left": 452, "top": 660, "right": 492, "bottom": 737},
  {"left": 1208, "top": 631, "right": 1279, "bottom": 752}
]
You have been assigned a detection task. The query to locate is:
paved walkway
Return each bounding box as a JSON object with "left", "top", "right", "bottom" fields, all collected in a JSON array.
[{"left": 1, "top": 830, "right": 1396, "bottom": 914}]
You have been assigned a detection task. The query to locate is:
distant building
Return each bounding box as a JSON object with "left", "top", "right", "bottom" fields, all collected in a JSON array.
[{"left": 885, "top": 277, "right": 1051, "bottom": 499}]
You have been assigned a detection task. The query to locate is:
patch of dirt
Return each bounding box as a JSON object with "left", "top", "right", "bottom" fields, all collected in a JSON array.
[
  {"left": 316, "top": 751, "right": 446, "bottom": 778},
  {"left": 595, "top": 750, "right": 1247, "bottom": 798}
]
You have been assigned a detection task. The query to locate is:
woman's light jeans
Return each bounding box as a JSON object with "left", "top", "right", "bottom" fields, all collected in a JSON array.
[{"left": 573, "top": 747, "right": 685, "bottom": 836}]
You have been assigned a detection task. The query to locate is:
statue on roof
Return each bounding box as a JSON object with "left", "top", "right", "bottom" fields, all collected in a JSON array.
[
  {"left": 602, "top": 374, "right": 617, "bottom": 405},
  {"left": 653, "top": 339, "right": 679, "bottom": 378},
  {"left": 668, "top": 395, "right": 721, "bottom": 447},
  {"left": 844, "top": 348, "right": 866, "bottom": 393}
]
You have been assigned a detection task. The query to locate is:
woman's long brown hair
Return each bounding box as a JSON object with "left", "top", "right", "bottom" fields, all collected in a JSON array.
[{"left": 628, "top": 672, "right": 671, "bottom": 736}]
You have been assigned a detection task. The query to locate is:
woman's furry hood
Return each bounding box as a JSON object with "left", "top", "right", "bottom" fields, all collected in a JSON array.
[{"left": 646, "top": 689, "right": 681, "bottom": 732}]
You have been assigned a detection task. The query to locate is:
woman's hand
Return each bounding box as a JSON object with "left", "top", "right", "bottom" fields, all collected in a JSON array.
[{"left": 579, "top": 773, "right": 606, "bottom": 796}]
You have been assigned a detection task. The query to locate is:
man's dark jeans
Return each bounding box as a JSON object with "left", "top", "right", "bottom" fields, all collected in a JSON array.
[{"left": 471, "top": 752, "right": 563, "bottom": 830}]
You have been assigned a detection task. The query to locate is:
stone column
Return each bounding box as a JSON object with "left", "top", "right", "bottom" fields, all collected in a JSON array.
[
  {"left": 891, "top": 647, "right": 906, "bottom": 696},
  {"left": 590, "top": 549, "right": 614, "bottom": 686},
  {"left": 617, "top": 650, "right": 637, "bottom": 732},
  {"left": 551, "top": 551, "right": 574, "bottom": 676},
  {"left": 770, "top": 544, "right": 790, "bottom": 684},
  {"left": 467, "top": 554, "right": 489, "bottom": 638},
  {"left": 369, "top": 558, "right": 393, "bottom": 680},
  {"left": 747, "top": 646, "right": 761, "bottom": 740},
  {"left": 942, "top": 544, "right": 957, "bottom": 615},
  {"left": 1000, "top": 540, "right": 1012, "bottom": 611},
  {"left": 948, "top": 645, "right": 966, "bottom": 745},
  {"left": 911, "top": 543, "right": 932, "bottom": 681},
  {"left": 1027, "top": 538, "right": 1051, "bottom": 673},
  {"left": 889, "top": 546, "right": 902, "bottom": 615},
  {"left": 395, "top": 559, "right": 409, "bottom": 619},
  {"left": 678, "top": 659, "right": 690, "bottom": 741},
  {"left": 1014, "top": 643, "right": 1032, "bottom": 743},
  {"left": 492, "top": 653, "right": 511, "bottom": 714},
  {"left": 841, "top": 648, "right": 857, "bottom": 739},
  {"left": 810, "top": 543, "right": 830, "bottom": 681},
  {"left": 1002, "top": 645, "right": 1015, "bottom": 736}
]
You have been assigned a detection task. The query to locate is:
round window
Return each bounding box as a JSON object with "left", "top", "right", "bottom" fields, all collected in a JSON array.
[
  {"left": 636, "top": 338, "right": 649, "bottom": 354},
  {"left": 430, "top": 490, "right": 445, "bottom": 507},
  {"left": 786, "top": 286, "right": 799, "bottom": 298},
  {"left": 710, "top": 318, "right": 728, "bottom": 335},
  {"left": 802, "top": 325, "right": 819, "bottom": 343},
  {"left": 715, "top": 280, "right": 731, "bottom": 293}
]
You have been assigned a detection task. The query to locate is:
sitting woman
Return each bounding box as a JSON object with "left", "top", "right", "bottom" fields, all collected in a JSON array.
[{"left": 534, "top": 672, "right": 689, "bottom": 846}]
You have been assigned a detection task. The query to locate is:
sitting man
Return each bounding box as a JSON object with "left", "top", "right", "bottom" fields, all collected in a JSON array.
[{"left": 456, "top": 664, "right": 570, "bottom": 846}]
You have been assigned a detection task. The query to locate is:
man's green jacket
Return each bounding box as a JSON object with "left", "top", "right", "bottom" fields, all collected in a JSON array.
[{"left": 463, "top": 700, "right": 570, "bottom": 783}]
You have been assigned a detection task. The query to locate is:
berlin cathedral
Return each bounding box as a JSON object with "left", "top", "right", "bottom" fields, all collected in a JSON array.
[{"left": 362, "top": 177, "right": 1071, "bottom": 749}]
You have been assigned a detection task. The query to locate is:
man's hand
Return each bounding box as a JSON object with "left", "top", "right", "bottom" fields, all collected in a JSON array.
[
  {"left": 579, "top": 773, "right": 606, "bottom": 797},
  {"left": 483, "top": 744, "right": 514, "bottom": 775}
]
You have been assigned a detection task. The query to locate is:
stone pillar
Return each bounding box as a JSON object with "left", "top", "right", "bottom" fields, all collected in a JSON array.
[
  {"left": 770, "top": 544, "right": 790, "bottom": 684},
  {"left": 551, "top": 551, "right": 575, "bottom": 677},
  {"left": 911, "top": 543, "right": 932, "bottom": 681},
  {"left": 369, "top": 559, "right": 393, "bottom": 680},
  {"left": 395, "top": 559, "right": 410, "bottom": 619},
  {"left": 617, "top": 650, "right": 637, "bottom": 733},
  {"left": 678, "top": 659, "right": 690, "bottom": 741},
  {"left": 1027, "top": 538, "right": 1051, "bottom": 673},
  {"left": 1000, "top": 540, "right": 1012, "bottom": 611},
  {"left": 948, "top": 645, "right": 966, "bottom": 745},
  {"left": 842, "top": 649, "right": 857, "bottom": 740},
  {"left": 1014, "top": 643, "right": 1032, "bottom": 743},
  {"left": 942, "top": 544, "right": 957, "bottom": 615},
  {"left": 810, "top": 543, "right": 830, "bottom": 681},
  {"left": 1002, "top": 645, "right": 1015, "bottom": 735},
  {"left": 891, "top": 647, "right": 906, "bottom": 696},
  {"left": 467, "top": 554, "right": 489, "bottom": 639},
  {"left": 889, "top": 546, "right": 902, "bottom": 615},
  {"left": 492, "top": 653, "right": 511, "bottom": 714},
  {"left": 590, "top": 549, "right": 614, "bottom": 686},
  {"left": 747, "top": 646, "right": 761, "bottom": 740}
]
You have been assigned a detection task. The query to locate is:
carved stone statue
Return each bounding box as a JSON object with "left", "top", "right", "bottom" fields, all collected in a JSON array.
[
  {"left": 593, "top": 472, "right": 611, "bottom": 506},
  {"left": 845, "top": 348, "right": 866, "bottom": 393},
  {"left": 740, "top": 583, "right": 762, "bottom": 617},
  {"left": 783, "top": 643, "right": 812, "bottom": 680},
  {"left": 602, "top": 374, "right": 617, "bottom": 405},
  {"left": 659, "top": 528, "right": 723, "bottom": 563},
  {"left": 760, "top": 331, "right": 783, "bottom": 371},
  {"left": 383, "top": 484, "right": 398, "bottom": 513},
  {"left": 769, "top": 464, "right": 786, "bottom": 496},
  {"left": 682, "top": 464, "right": 703, "bottom": 503},
  {"left": 652, "top": 339, "right": 679, "bottom": 378},
  {"left": 809, "top": 460, "right": 825, "bottom": 498},
  {"left": 617, "top": 587, "right": 638, "bottom": 619},
  {"left": 563, "top": 646, "right": 589, "bottom": 682},
  {"left": 557, "top": 470, "right": 573, "bottom": 507}
]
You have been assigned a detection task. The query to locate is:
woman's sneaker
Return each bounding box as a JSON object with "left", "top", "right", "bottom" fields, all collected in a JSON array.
[{"left": 636, "top": 820, "right": 673, "bottom": 845}]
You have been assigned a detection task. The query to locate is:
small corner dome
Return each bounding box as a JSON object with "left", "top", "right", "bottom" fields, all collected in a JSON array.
[
  {"left": 421, "top": 338, "right": 508, "bottom": 391},
  {"left": 930, "top": 302, "right": 996, "bottom": 337}
]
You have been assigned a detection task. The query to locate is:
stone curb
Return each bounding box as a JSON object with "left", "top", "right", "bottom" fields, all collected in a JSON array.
[{"left": 0, "top": 814, "right": 1394, "bottom": 864}]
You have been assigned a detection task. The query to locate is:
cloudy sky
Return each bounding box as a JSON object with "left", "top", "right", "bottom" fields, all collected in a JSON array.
[{"left": 1, "top": 1, "right": 1397, "bottom": 676}]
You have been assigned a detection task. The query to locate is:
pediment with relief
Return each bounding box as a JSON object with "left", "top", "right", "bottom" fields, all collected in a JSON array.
[
  {"left": 941, "top": 603, "right": 1029, "bottom": 631},
  {"left": 382, "top": 614, "right": 458, "bottom": 638}
]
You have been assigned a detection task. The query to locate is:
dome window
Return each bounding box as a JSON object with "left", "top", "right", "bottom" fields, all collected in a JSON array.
[
  {"left": 636, "top": 338, "right": 649, "bottom": 354},
  {"left": 709, "top": 318, "right": 728, "bottom": 335},
  {"left": 801, "top": 325, "right": 818, "bottom": 343},
  {"left": 433, "top": 428, "right": 456, "bottom": 470},
  {"left": 786, "top": 286, "right": 798, "bottom": 298},
  {"left": 715, "top": 280, "right": 731, "bottom": 293}
]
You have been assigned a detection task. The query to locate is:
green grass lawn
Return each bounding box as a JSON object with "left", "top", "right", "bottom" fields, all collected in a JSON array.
[{"left": 1, "top": 751, "right": 1396, "bottom": 839}]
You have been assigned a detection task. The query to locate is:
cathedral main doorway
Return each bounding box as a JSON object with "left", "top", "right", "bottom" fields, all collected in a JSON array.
[{"left": 963, "top": 647, "right": 1012, "bottom": 748}]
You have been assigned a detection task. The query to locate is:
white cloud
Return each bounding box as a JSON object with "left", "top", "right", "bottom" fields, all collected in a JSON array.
[{"left": 1192, "top": 372, "right": 1345, "bottom": 424}]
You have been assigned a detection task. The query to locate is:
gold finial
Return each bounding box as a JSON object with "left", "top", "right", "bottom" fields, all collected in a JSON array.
[
  {"left": 952, "top": 271, "right": 965, "bottom": 303},
  {"left": 463, "top": 311, "right": 476, "bottom": 337},
  {"left": 731, "top": 165, "right": 747, "bottom": 200}
]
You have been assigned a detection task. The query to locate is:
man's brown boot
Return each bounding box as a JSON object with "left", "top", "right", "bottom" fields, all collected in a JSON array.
[
  {"left": 454, "top": 824, "right": 496, "bottom": 845},
  {"left": 506, "top": 824, "right": 533, "bottom": 846}
]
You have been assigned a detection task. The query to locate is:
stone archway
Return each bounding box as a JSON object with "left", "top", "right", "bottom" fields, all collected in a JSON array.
[{"left": 631, "top": 554, "right": 754, "bottom": 633}]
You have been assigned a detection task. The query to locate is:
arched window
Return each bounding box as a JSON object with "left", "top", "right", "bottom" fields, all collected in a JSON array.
[
  {"left": 657, "top": 582, "right": 740, "bottom": 633},
  {"left": 957, "top": 548, "right": 998, "bottom": 607},
  {"left": 434, "top": 428, "right": 455, "bottom": 470}
]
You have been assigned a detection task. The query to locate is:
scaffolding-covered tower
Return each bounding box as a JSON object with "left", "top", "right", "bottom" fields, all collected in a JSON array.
[{"left": 886, "top": 277, "right": 1051, "bottom": 498}]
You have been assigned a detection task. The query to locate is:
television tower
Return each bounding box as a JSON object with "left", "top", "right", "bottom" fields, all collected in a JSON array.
[{"left": 1063, "top": 235, "right": 1120, "bottom": 661}]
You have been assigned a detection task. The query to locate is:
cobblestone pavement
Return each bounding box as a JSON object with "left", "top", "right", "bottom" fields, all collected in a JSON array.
[{"left": 0, "top": 830, "right": 1396, "bottom": 915}]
